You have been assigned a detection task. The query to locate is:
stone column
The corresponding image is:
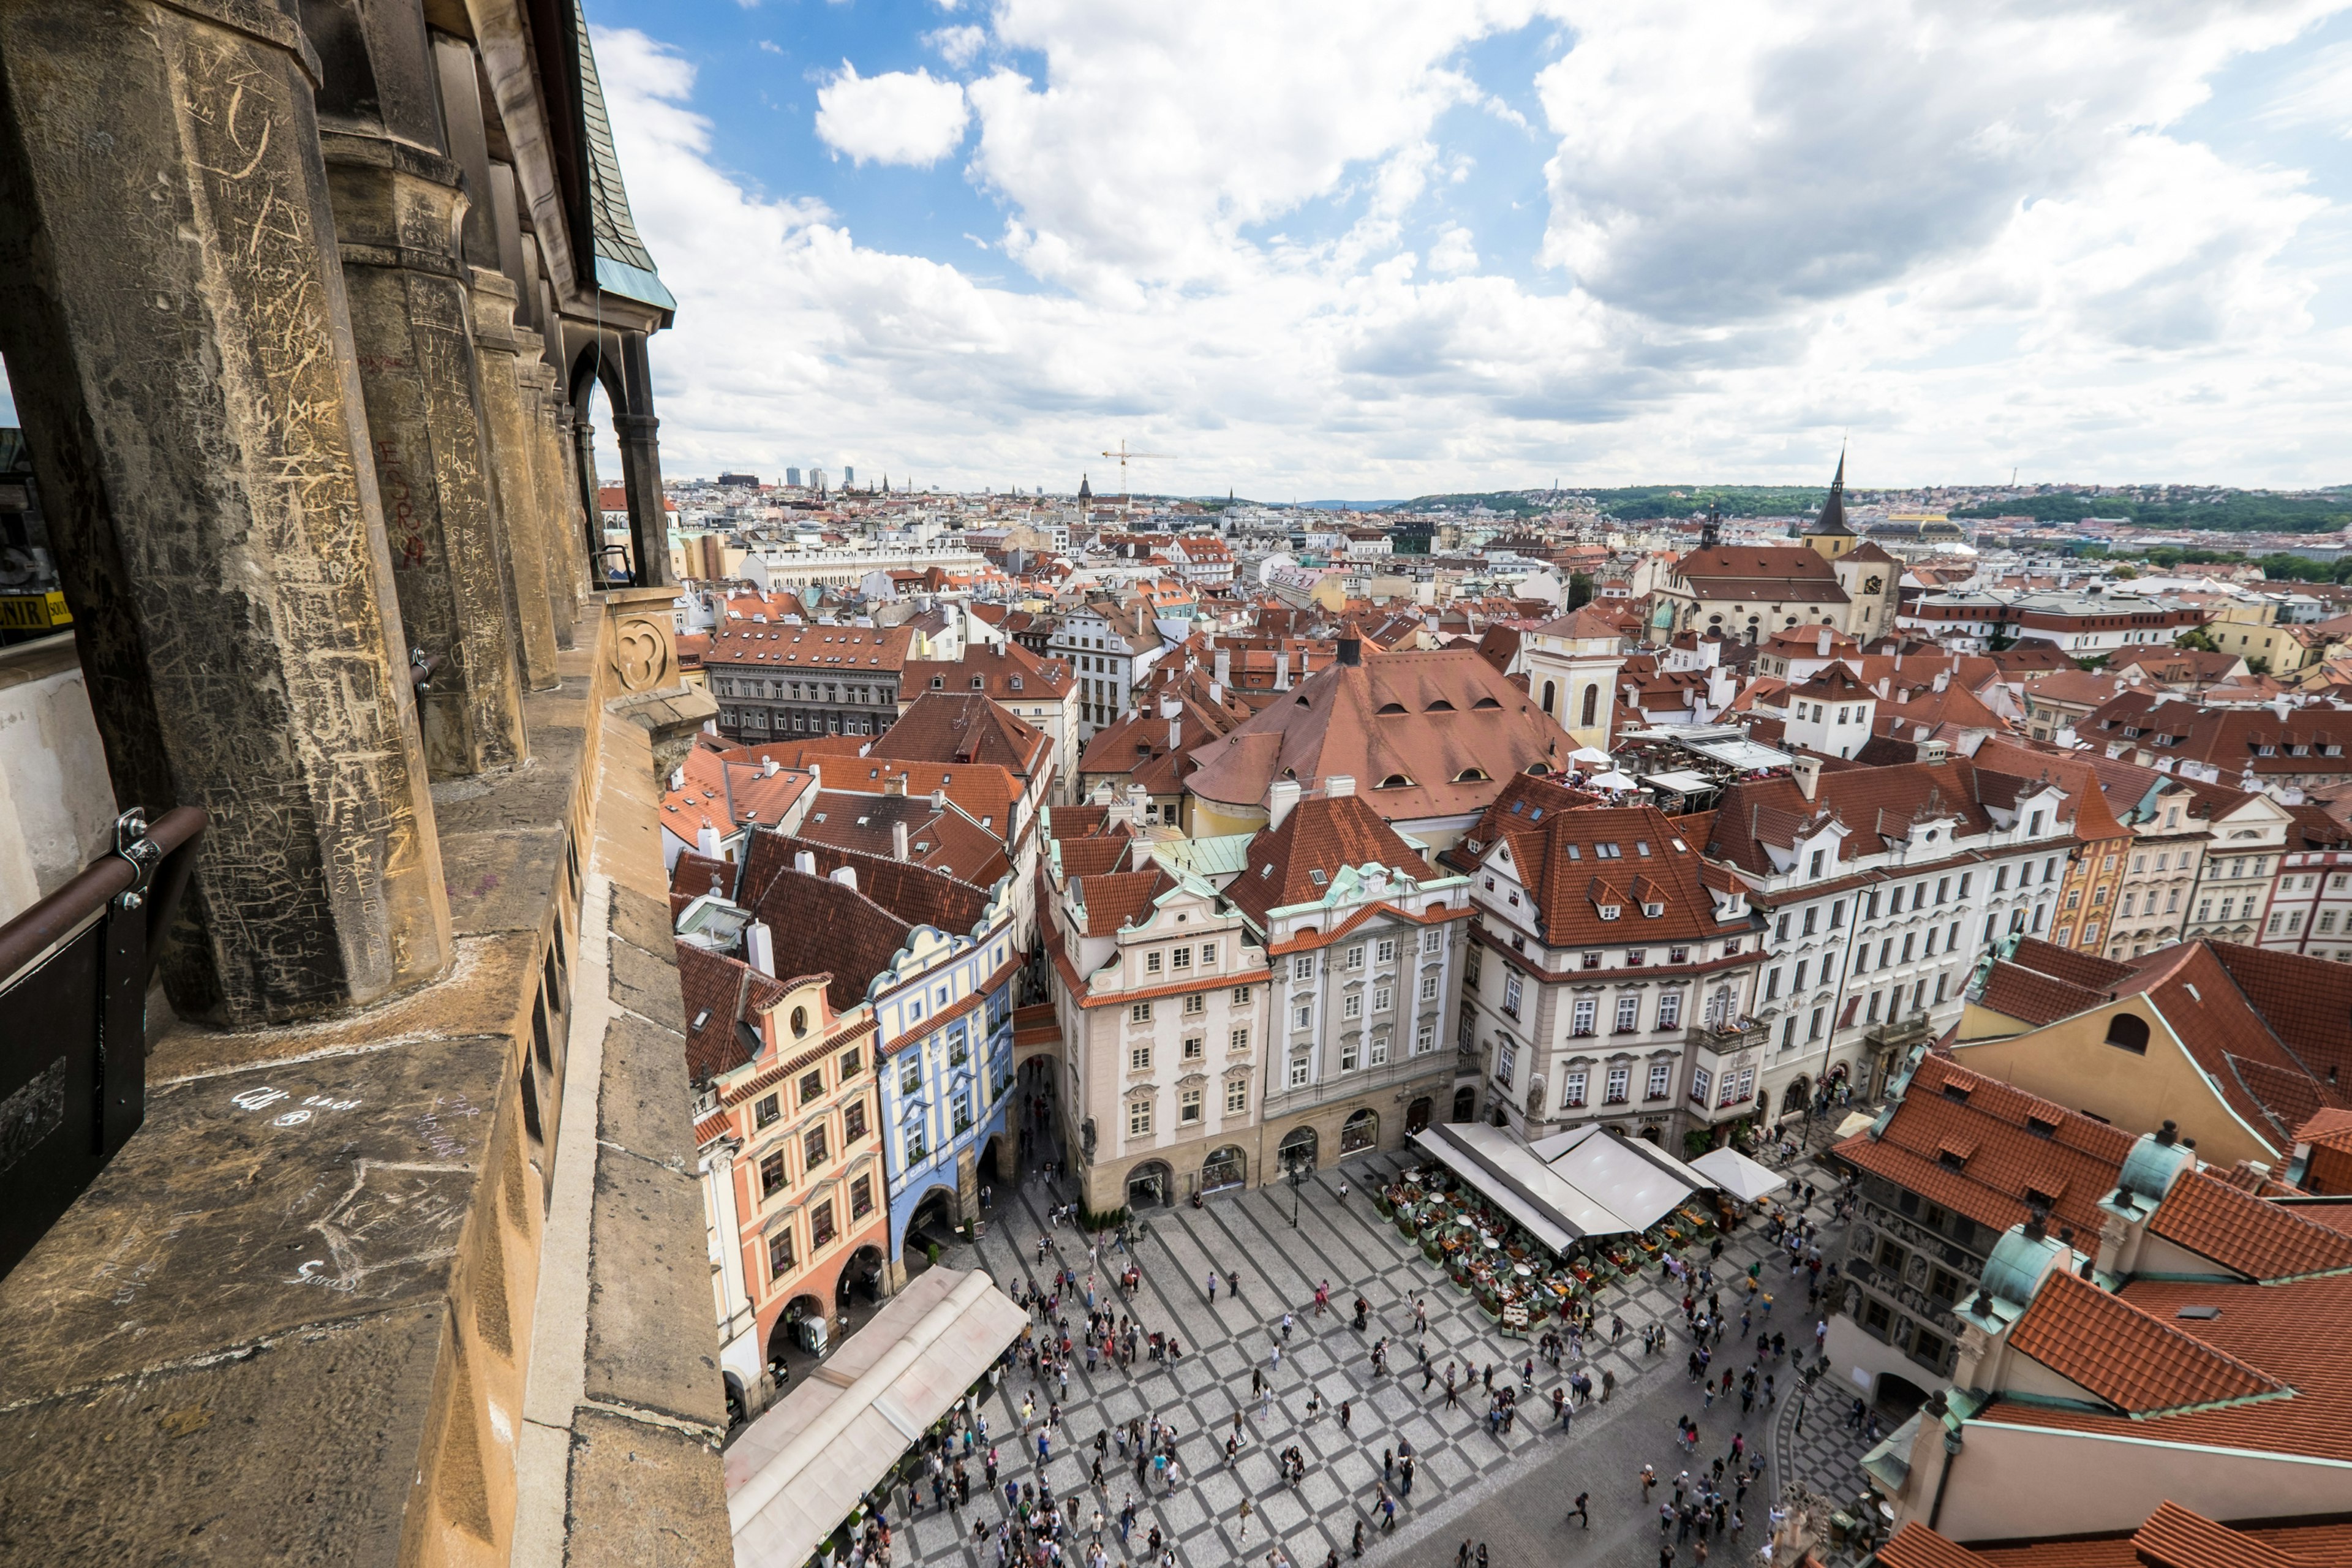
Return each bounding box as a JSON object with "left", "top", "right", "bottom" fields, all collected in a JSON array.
[
  {"left": 0, "top": 0, "right": 450, "bottom": 1022},
  {"left": 573, "top": 417, "right": 611, "bottom": 587},
  {"left": 615, "top": 333, "right": 674, "bottom": 589},
  {"left": 322, "top": 134, "right": 529, "bottom": 775},
  {"left": 526, "top": 361, "right": 586, "bottom": 648},
  {"left": 466, "top": 269, "right": 560, "bottom": 690}
]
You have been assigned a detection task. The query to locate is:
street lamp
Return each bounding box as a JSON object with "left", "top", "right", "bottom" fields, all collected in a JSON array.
[{"left": 1286, "top": 1158, "right": 1306, "bottom": 1228}]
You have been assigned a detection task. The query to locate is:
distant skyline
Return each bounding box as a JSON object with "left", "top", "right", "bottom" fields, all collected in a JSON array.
[{"left": 582, "top": 4, "right": 2343, "bottom": 492}]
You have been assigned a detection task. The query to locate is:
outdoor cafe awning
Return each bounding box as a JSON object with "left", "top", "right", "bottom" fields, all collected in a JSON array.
[
  {"left": 1687, "top": 1145, "right": 1789, "bottom": 1204},
  {"left": 1409, "top": 1121, "right": 1713, "bottom": 1253},
  {"left": 728, "top": 1267, "right": 1027, "bottom": 1567}
]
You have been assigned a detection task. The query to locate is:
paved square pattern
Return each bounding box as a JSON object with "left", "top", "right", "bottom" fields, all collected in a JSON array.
[{"left": 847, "top": 1147, "right": 1866, "bottom": 1568}]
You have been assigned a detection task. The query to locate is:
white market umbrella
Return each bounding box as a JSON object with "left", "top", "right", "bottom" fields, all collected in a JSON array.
[
  {"left": 1587, "top": 771, "right": 1640, "bottom": 791},
  {"left": 1689, "top": 1146, "right": 1788, "bottom": 1204},
  {"left": 1570, "top": 745, "right": 1615, "bottom": 765}
]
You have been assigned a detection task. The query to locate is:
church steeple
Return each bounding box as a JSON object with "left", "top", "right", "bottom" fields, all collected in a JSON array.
[
  {"left": 1079, "top": 473, "right": 1093, "bottom": 501},
  {"left": 1803, "top": 448, "right": 1856, "bottom": 559}
]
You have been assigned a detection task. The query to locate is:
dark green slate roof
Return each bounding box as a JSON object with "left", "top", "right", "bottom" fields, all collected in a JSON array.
[{"left": 575, "top": 0, "right": 675, "bottom": 315}]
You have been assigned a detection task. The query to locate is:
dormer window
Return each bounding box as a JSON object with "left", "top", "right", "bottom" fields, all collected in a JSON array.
[
  {"left": 1642, "top": 902, "right": 1664, "bottom": 918},
  {"left": 1599, "top": 905, "right": 1621, "bottom": 920},
  {"left": 1378, "top": 773, "right": 1412, "bottom": 789},
  {"left": 930, "top": 675, "right": 943, "bottom": 688}
]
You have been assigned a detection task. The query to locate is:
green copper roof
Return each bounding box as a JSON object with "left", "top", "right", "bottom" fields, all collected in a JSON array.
[{"left": 574, "top": 0, "right": 675, "bottom": 315}]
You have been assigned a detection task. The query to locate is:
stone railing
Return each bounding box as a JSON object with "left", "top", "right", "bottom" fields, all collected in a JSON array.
[{"left": 0, "top": 595, "right": 728, "bottom": 1565}]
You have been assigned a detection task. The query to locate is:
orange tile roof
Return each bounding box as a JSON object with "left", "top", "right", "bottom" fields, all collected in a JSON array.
[
  {"left": 1073, "top": 869, "right": 1175, "bottom": 937},
  {"left": 1970, "top": 1509, "right": 2352, "bottom": 1568},
  {"left": 1880, "top": 1523, "right": 1999, "bottom": 1568},
  {"left": 1978, "top": 1272, "right": 2352, "bottom": 1459},
  {"left": 1833, "top": 1055, "right": 2134, "bottom": 1238},
  {"left": 2147, "top": 1167, "right": 2352, "bottom": 1281},
  {"left": 2006, "top": 1268, "right": 2289, "bottom": 1414},
  {"left": 1225, "top": 793, "right": 1437, "bottom": 932}
]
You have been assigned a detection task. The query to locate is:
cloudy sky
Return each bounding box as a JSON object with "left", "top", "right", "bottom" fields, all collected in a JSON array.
[{"left": 578, "top": 0, "right": 2352, "bottom": 499}]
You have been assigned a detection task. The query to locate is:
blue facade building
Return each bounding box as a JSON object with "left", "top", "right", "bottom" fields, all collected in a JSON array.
[{"left": 745, "top": 835, "right": 1022, "bottom": 1290}]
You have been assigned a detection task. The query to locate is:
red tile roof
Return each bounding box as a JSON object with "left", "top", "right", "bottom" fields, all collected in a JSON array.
[
  {"left": 676, "top": 943, "right": 788, "bottom": 1087},
  {"left": 871, "top": 692, "right": 1052, "bottom": 783},
  {"left": 1672, "top": 546, "right": 1849, "bottom": 604},
  {"left": 701, "top": 620, "right": 914, "bottom": 674},
  {"left": 2007, "top": 1268, "right": 2289, "bottom": 1414},
  {"left": 1453, "top": 785, "right": 1743, "bottom": 951},
  {"left": 1833, "top": 1055, "right": 2135, "bottom": 1238},
  {"left": 2205, "top": 942, "right": 2352, "bottom": 1092},
  {"left": 1225, "top": 793, "right": 1438, "bottom": 932},
  {"left": 1072, "top": 869, "right": 1175, "bottom": 937},
  {"left": 2147, "top": 1167, "right": 2352, "bottom": 1281},
  {"left": 1183, "top": 647, "right": 1575, "bottom": 822},
  {"left": 1979, "top": 1271, "right": 2352, "bottom": 1459}
]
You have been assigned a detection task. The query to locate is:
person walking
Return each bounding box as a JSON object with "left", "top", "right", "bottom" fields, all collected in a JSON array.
[
  {"left": 1208, "top": 1272, "right": 1219, "bottom": 1304},
  {"left": 1237, "top": 1496, "right": 1254, "bottom": 1545},
  {"left": 1353, "top": 1520, "right": 1366, "bottom": 1558},
  {"left": 1570, "top": 1492, "right": 1590, "bottom": 1529}
]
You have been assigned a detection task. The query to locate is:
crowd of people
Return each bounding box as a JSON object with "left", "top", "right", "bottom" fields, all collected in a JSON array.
[{"left": 823, "top": 1151, "right": 1863, "bottom": 1568}]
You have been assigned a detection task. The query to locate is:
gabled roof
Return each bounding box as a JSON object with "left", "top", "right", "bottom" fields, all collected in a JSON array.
[
  {"left": 1978, "top": 1270, "right": 2352, "bottom": 1459},
  {"left": 2007, "top": 1268, "right": 2290, "bottom": 1415},
  {"left": 2147, "top": 1167, "right": 2352, "bottom": 1281},
  {"left": 1456, "top": 788, "right": 1738, "bottom": 951},
  {"left": 1225, "top": 793, "right": 1438, "bottom": 930},
  {"left": 1833, "top": 1055, "right": 2135, "bottom": 1238},
  {"left": 1072, "top": 869, "right": 1177, "bottom": 937},
  {"left": 2204, "top": 941, "right": 2352, "bottom": 1091},
  {"left": 1704, "top": 756, "right": 2058, "bottom": 876},
  {"left": 676, "top": 943, "right": 789, "bottom": 1088},
  {"left": 739, "top": 834, "right": 995, "bottom": 1014},
  {"left": 794, "top": 790, "right": 1010, "bottom": 888},
  {"left": 871, "top": 692, "right": 1052, "bottom": 782},
  {"left": 1672, "top": 546, "right": 1849, "bottom": 603}
]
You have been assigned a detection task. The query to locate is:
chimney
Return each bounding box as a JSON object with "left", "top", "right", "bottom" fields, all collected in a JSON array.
[
  {"left": 1265, "top": 778, "right": 1303, "bottom": 830},
  {"left": 884, "top": 771, "right": 908, "bottom": 796},
  {"left": 830, "top": 864, "right": 859, "bottom": 891},
  {"left": 1817, "top": 626, "right": 1831, "bottom": 658},
  {"left": 1933, "top": 668, "right": 1951, "bottom": 693},
  {"left": 745, "top": 921, "right": 775, "bottom": 976},
  {"left": 1338, "top": 636, "right": 1362, "bottom": 666},
  {"left": 1160, "top": 694, "right": 1183, "bottom": 720},
  {"left": 1208, "top": 680, "right": 1224, "bottom": 704},
  {"left": 1325, "top": 774, "right": 1357, "bottom": 798},
  {"left": 1275, "top": 651, "right": 1291, "bottom": 690},
  {"left": 1792, "top": 756, "right": 1821, "bottom": 801},
  {"left": 1214, "top": 645, "right": 1232, "bottom": 687},
  {"left": 669, "top": 766, "right": 686, "bottom": 791},
  {"left": 696, "top": 819, "right": 722, "bottom": 858},
  {"left": 763, "top": 756, "right": 780, "bottom": 777},
  {"left": 931, "top": 788, "right": 947, "bottom": 810},
  {"left": 1922, "top": 738, "right": 1951, "bottom": 765},
  {"left": 891, "top": 820, "right": 910, "bottom": 859},
  {"left": 793, "top": 849, "right": 817, "bottom": 875}
]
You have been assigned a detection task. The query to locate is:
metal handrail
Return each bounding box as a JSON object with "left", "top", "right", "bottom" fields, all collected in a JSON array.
[{"left": 0, "top": 804, "right": 206, "bottom": 986}]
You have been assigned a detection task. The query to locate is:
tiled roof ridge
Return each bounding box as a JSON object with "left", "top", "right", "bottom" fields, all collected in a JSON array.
[
  {"left": 2008, "top": 1269, "right": 2291, "bottom": 1417},
  {"left": 2147, "top": 1166, "right": 2352, "bottom": 1282}
]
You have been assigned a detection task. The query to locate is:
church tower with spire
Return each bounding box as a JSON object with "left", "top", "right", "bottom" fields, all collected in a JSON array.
[
  {"left": 1078, "top": 473, "right": 1093, "bottom": 503},
  {"left": 1801, "top": 449, "right": 1859, "bottom": 562}
]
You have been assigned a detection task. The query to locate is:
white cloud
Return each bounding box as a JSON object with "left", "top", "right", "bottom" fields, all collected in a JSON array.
[
  {"left": 814, "top": 64, "right": 970, "bottom": 166},
  {"left": 928, "top": 24, "right": 988, "bottom": 67},
  {"left": 1428, "top": 225, "right": 1479, "bottom": 274},
  {"left": 591, "top": 7, "right": 2352, "bottom": 495}
]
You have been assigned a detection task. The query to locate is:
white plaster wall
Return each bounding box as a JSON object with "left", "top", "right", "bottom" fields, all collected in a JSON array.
[{"left": 0, "top": 634, "right": 117, "bottom": 925}]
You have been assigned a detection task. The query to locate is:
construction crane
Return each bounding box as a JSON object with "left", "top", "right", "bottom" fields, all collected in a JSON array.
[{"left": 1098, "top": 439, "right": 1173, "bottom": 508}]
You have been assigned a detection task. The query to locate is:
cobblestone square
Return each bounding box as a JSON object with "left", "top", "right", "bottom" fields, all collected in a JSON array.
[{"left": 848, "top": 1144, "right": 1877, "bottom": 1568}]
